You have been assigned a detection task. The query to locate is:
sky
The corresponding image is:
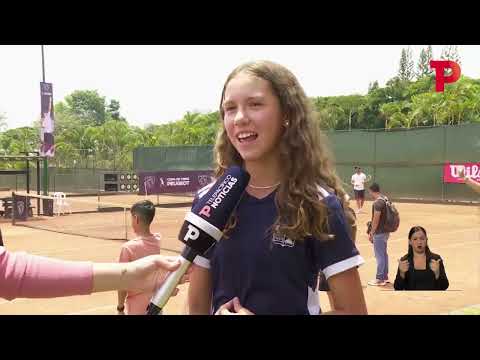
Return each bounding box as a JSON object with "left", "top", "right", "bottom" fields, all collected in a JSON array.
[{"left": 1, "top": 45, "right": 479, "bottom": 130}]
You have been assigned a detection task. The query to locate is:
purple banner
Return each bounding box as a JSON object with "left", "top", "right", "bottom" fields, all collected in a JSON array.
[
  {"left": 139, "top": 171, "right": 214, "bottom": 195},
  {"left": 40, "top": 82, "right": 55, "bottom": 157}
]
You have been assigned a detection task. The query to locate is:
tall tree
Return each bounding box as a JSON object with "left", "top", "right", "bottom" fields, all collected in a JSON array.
[
  {"left": 440, "top": 45, "right": 461, "bottom": 65},
  {"left": 0, "top": 127, "right": 38, "bottom": 155},
  {"left": 106, "top": 99, "right": 126, "bottom": 122},
  {"left": 441, "top": 45, "right": 462, "bottom": 77},
  {"left": 330, "top": 95, "right": 365, "bottom": 130},
  {"left": 368, "top": 81, "right": 379, "bottom": 94},
  {"left": 64, "top": 90, "right": 107, "bottom": 126},
  {"left": 416, "top": 45, "right": 433, "bottom": 79},
  {"left": 0, "top": 112, "right": 7, "bottom": 132},
  {"left": 398, "top": 47, "right": 415, "bottom": 81}
]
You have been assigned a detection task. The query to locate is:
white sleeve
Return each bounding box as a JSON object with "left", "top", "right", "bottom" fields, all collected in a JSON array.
[
  {"left": 193, "top": 255, "right": 211, "bottom": 269},
  {"left": 323, "top": 255, "right": 365, "bottom": 280}
]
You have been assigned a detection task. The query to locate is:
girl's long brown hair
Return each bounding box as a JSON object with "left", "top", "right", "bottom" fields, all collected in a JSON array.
[{"left": 214, "top": 60, "right": 348, "bottom": 241}]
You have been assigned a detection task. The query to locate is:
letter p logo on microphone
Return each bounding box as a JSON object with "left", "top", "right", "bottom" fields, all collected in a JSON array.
[
  {"left": 199, "top": 205, "right": 211, "bottom": 218},
  {"left": 184, "top": 224, "right": 200, "bottom": 242}
]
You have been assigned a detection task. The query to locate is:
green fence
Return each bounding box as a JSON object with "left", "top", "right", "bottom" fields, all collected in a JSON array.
[
  {"left": 0, "top": 168, "right": 124, "bottom": 194},
  {"left": 3, "top": 124, "right": 476, "bottom": 201},
  {"left": 133, "top": 124, "right": 480, "bottom": 202},
  {"left": 133, "top": 145, "right": 213, "bottom": 171},
  {"left": 329, "top": 123, "right": 479, "bottom": 202}
]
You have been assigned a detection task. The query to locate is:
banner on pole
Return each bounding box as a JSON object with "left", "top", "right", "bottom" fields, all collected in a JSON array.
[{"left": 40, "top": 82, "right": 55, "bottom": 157}]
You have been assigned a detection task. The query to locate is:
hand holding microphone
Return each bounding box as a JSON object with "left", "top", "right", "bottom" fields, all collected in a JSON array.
[{"left": 146, "top": 166, "right": 250, "bottom": 315}]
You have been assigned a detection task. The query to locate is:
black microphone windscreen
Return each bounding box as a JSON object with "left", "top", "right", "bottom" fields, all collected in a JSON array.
[
  {"left": 178, "top": 166, "right": 250, "bottom": 253},
  {"left": 148, "top": 166, "right": 250, "bottom": 314}
]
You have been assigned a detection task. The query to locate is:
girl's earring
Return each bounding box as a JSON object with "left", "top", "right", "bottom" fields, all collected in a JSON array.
[{"left": 284, "top": 121, "right": 289, "bottom": 127}]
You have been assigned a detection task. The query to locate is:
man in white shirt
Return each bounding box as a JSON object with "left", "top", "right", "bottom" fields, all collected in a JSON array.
[{"left": 351, "top": 166, "right": 371, "bottom": 213}]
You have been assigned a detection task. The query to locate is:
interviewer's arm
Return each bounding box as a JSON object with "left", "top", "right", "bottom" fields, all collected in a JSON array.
[{"left": 0, "top": 247, "right": 180, "bottom": 301}]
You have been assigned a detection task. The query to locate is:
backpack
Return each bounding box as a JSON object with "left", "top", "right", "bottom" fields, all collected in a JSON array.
[{"left": 378, "top": 195, "right": 400, "bottom": 233}]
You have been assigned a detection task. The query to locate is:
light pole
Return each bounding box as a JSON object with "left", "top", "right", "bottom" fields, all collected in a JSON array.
[{"left": 386, "top": 95, "right": 393, "bottom": 131}]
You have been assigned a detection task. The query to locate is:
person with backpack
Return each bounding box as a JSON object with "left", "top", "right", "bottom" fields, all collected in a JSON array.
[{"left": 367, "top": 183, "right": 400, "bottom": 286}]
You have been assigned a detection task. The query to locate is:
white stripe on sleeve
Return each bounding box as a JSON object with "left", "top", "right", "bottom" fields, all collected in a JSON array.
[
  {"left": 322, "top": 255, "right": 364, "bottom": 280},
  {"left": 193, "top": 255, "right": 211, "bottom": 269}
]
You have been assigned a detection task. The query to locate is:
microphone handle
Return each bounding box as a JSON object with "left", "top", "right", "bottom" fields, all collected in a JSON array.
[{"left": 146, "top": 248, "right": 195, "bottom": 315}]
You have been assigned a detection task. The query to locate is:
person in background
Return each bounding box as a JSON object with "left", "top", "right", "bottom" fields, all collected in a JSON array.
[
  {"left": 117, "top": 200, "right": 163, "bottom": 315},
  {"left": 367, "top": 182, "right": 390, "bottom": 286},
  {"left": 350, "top": 166, "right": 371, "bottom": 214}
]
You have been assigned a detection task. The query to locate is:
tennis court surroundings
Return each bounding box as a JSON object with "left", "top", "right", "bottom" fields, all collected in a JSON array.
[
  {"left": 8, "top": 191, "right": 196, "bottom": 244},
  {"left": 1, "top": 124, "right": 479, "bottom": 315},
  {"left": 1, "top": 196, "right": 479, "bottom": 315}
]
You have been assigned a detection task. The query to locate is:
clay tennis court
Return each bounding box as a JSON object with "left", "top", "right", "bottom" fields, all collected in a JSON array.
[{"left": 1, "top": 193, "right": 479, "bottom": 315}]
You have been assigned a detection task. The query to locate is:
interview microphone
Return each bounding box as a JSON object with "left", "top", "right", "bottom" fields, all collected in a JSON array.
[{"left": 146, "top": 166, "right": 250, "bottom": 315}]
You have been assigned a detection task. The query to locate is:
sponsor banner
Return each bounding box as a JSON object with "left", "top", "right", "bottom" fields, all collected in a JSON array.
[
  {"left": 139, "top": 170, "right": 214, "bottom": 194},
  {"left": 443, "top": 162, "right": 480, "bottom": 183}
]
